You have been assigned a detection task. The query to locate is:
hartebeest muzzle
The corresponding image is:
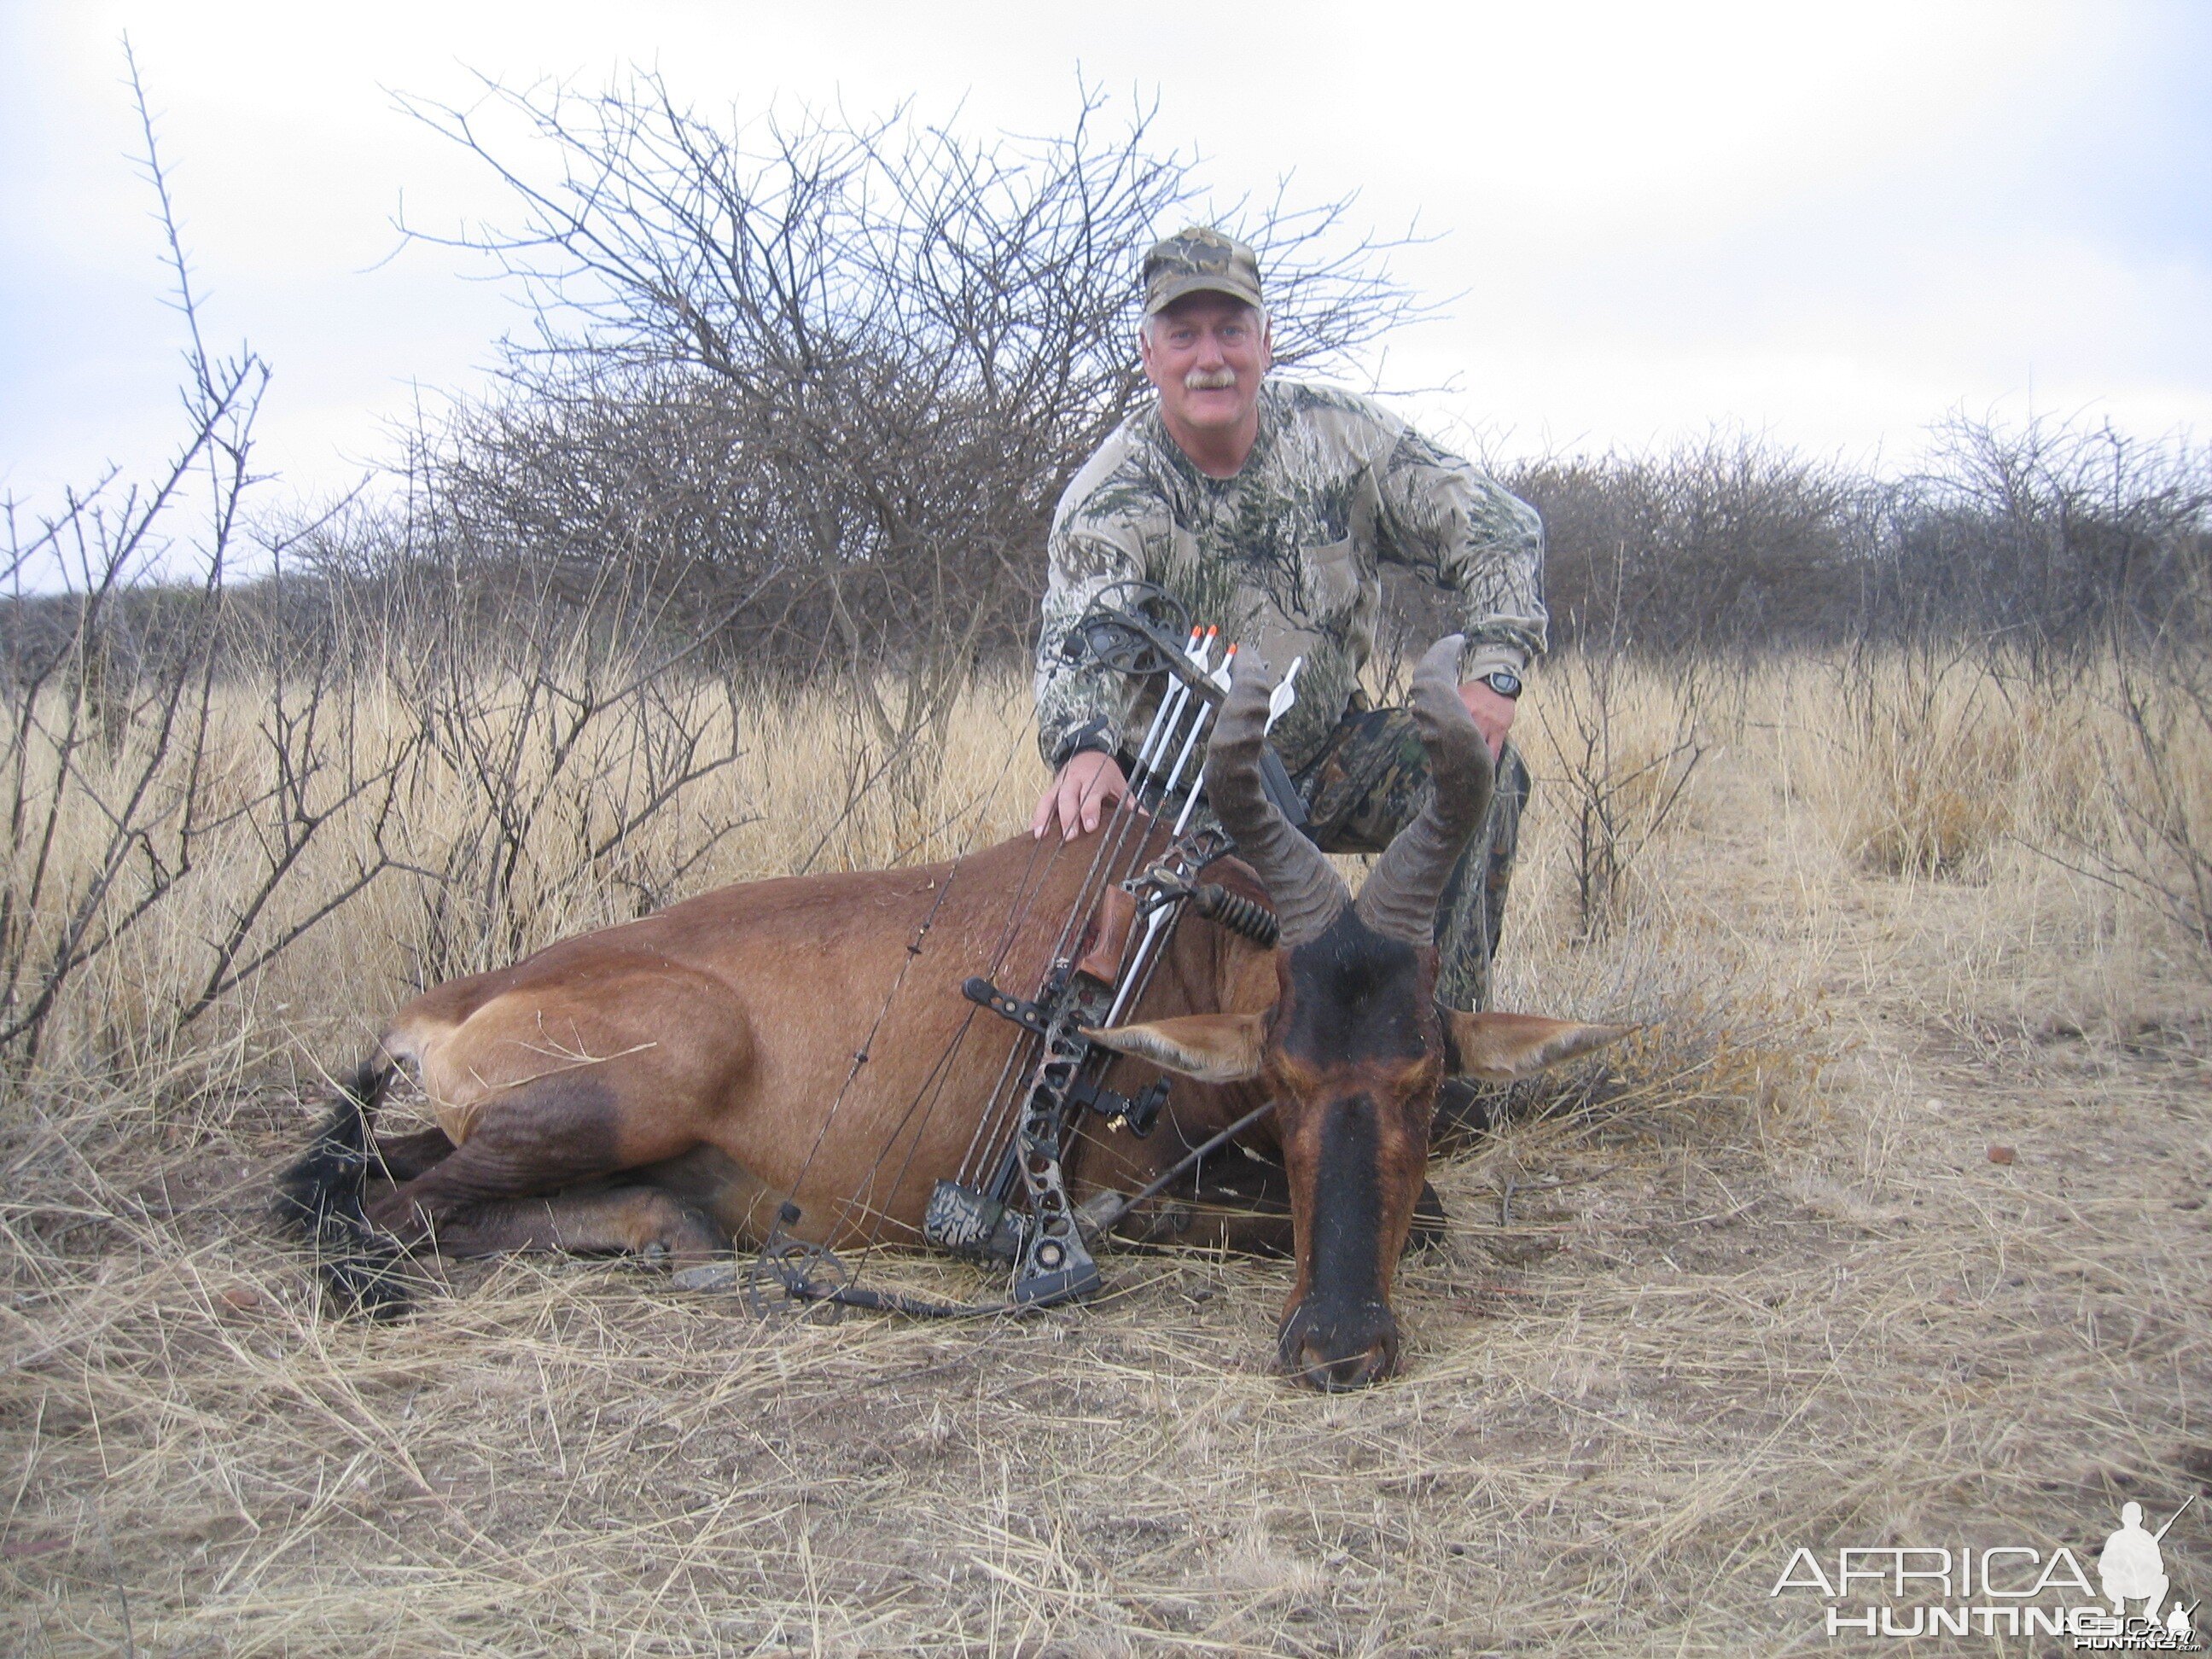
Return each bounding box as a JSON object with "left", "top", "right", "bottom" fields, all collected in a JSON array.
[{"left": 1088, "top": 637, "right": 1630, "bottom": 1389}]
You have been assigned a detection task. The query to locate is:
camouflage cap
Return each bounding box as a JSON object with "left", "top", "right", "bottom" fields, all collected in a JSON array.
[{"left": 1142, "top": 227, "right": 1264, "bottom": 317}]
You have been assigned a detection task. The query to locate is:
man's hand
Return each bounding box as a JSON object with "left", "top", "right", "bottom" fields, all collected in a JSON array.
[
  {"left": 1458, "top": 680, "right": 1516, "bottom": 762},
  {"left": 1032, "top": 751, "right": 1131, "bottom": 841}
]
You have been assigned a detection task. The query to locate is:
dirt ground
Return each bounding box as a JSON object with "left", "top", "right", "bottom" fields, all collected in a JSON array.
[{"left": 3, "top": 710, "right": 2208, "bottom": 1656}]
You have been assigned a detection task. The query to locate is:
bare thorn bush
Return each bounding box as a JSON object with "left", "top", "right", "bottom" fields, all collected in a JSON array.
[
  {"left": 2040, "top": 573, "right": 2212, "bottom": 968},
  {"left": 1522, "top": 645, "right": 1707, "bottom": 942},
  {"left": 0, "top": 63, "right": 419, "bottom": 1076}
]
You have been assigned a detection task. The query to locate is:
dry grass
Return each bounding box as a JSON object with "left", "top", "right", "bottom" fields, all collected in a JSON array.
[{"left": 3, "top": 650, "right": 2208, "bottom": 1655}]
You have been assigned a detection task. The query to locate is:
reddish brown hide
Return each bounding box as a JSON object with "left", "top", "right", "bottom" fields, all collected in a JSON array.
[
  {"left": 277, "top": 819, "right": 1281, "bottom": 1287},
  {"left": 278, "top": 639, "right": 1628, "bottom": 1388}
]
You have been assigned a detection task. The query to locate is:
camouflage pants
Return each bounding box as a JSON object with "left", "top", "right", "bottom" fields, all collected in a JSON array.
[{"left": 1289, "top": 705, "right": 1530, "bottom": 1013}]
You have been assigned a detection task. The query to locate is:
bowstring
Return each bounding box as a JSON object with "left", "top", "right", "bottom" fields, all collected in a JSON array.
[
  {"left": 808, "top": 666, "right": 1146, "bottom": 1270},
  {"left": 767, "top": 686, "right": 1046, "bottom": 1241},
  {"left": 947, "top": 684, "right": 1203, "bottom": 1192},
  {"left": 771, "top": 628, "right": 1219, "bottom": 1301},
  {"left": 955, "top": 628, "right": 1230, "bottom": 1185},
  {"left": 946, "top": 647, "right": 1186, "bottom": 1187},
  {"left": 840, "top": 709, "right": 1165, "bottom": 1278}
]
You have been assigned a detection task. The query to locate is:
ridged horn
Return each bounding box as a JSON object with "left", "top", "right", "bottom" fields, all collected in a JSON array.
[
  {"left": 1353, "top": 635, "right": 1495, "bottom": 946},
  {"left": 1203, "top": 653, "right": 1348, "bottom": 946}
]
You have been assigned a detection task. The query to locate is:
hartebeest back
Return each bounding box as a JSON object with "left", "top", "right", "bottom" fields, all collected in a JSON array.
[{"left": 279, "top": 636, "right": 1625, "bottom": 1388}]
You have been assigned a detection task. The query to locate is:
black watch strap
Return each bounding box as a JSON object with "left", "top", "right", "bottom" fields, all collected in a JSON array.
[{"left": 1051, "top": 718, "right": 1115, "bottom": 770}]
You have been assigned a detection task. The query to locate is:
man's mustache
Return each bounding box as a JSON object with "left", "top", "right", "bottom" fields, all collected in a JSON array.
[{"left": 1183, "top": 369, "right": 1238, "bottom": 391}]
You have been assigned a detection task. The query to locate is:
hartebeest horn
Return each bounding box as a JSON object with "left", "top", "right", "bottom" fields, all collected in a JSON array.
[
  {"left": 1353, "top": 635, "right": 1495, "bottom": 946},
  {"left": 1205, "top": 653, "right": 1348, "bottom": 946}
]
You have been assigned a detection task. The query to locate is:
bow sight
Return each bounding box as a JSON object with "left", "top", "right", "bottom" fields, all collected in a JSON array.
[{"left": 919, "top": 582, "right": 1287, "bottom": 1305}]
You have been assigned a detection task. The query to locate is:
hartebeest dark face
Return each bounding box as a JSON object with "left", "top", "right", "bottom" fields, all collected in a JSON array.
[
  {"left": 1262, "top": 909, "right": 1442, "bottom": 1388},
  {"left": 1089, "top": 638, "right": 1627, "bottom": 1389}
]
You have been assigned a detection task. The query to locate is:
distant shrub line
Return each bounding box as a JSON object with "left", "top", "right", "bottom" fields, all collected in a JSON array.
[{"left": 12, "top": 407, "right": 2203, "bottom": 691}]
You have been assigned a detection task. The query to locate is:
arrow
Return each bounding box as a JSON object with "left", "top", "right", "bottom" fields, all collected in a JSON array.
[{"left": 1266, "top": 655, "right": 1304, "bottom": 734}]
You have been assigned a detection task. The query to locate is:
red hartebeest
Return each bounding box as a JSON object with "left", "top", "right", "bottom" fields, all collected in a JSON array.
[{"left": 278, "top": 637, "right": 1625, "bottom": 1388}]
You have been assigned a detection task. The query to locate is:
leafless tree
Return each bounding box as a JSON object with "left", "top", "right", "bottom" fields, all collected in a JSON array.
[
  {"left": 2035, "top": 563, "right": 2212, "bottom": 968},
  {"left": 0, "top": 49, "right": 424, "bottom": 1067},
  {"left": 387, "top": 72, "right": 1429, "bottom": 744},
  {"left": 1542, "top": 556, "right": 1706, "bottom": 940}
]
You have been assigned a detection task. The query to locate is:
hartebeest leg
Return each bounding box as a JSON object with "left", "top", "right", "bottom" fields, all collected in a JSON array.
[
  {"left": 1116, "top": 1191, "right": 1297, "bottom": 1254},
  {"left": 1408, "top": 1181, "right": 1448, "bottom": 1252},
  {"left": 398, "top": 1185, "right": 725, "bottom": 1263},
  {"left": 636, "top": 1144, "right": 783, "bottom": 1248},
  {"left": 370, "top": 1126, "right": 457, "bottom": 1182},
  {"left": 362, "top": 1080, "right": 722, "bottom": 1267},
  {"left": 1113, "top": 1172, "right": 1447, "bottom": 1256}
]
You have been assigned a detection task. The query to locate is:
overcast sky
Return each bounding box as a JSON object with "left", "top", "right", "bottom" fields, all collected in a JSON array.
[{"left": 3, "top": 1, "right": 2209, "bottom": 527}]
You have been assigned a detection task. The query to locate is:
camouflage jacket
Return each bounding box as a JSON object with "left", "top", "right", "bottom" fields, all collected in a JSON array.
[{"left": 1034, "top": 379, "right": 1546, "bottom": 773}]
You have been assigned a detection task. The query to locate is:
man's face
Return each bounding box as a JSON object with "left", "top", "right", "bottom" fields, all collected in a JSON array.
[{"left": 1139, "top": 293, "right": 1273, "bottom": 440}]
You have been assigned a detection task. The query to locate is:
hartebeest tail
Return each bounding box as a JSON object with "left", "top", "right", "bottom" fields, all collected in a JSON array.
[{"left": 272, "top": 1061, "right": 411, "bottom": 1318}]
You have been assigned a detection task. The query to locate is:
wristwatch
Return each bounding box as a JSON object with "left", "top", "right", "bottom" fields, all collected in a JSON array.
[{"left": 1477, "top": 669, "right": 1523, "bottom": 701}]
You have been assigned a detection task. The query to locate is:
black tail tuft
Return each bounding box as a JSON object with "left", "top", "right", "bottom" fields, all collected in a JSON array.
[{"left": 273, "top": 1060, "right": 413, "bottom": 1319}]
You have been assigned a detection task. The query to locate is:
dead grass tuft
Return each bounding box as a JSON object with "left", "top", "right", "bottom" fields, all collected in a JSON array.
[{"left": 1849, "top": 716, "right": 2023, "bottom": 877}]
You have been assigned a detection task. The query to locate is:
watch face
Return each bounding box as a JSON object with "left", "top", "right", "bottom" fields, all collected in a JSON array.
[{"left": 1484, "top": 671, "right": 1522, "bottom": 698}]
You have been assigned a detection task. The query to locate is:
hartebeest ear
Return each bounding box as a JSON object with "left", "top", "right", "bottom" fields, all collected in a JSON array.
[
  {"left": 1081, "top": 1014, "right": 1267, "bottom": 1083},
  {"left": 1441, "top": 1011, "right": 1633, "bottom": 1081}
]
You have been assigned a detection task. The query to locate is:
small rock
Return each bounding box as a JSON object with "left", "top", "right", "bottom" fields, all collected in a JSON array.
[
  {"left": 218, "top": 1285, "right": 261, "bottom": 1312},
  {"left": 1988, "top": 1145, "right": 2017, "bottom": 1167}
]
